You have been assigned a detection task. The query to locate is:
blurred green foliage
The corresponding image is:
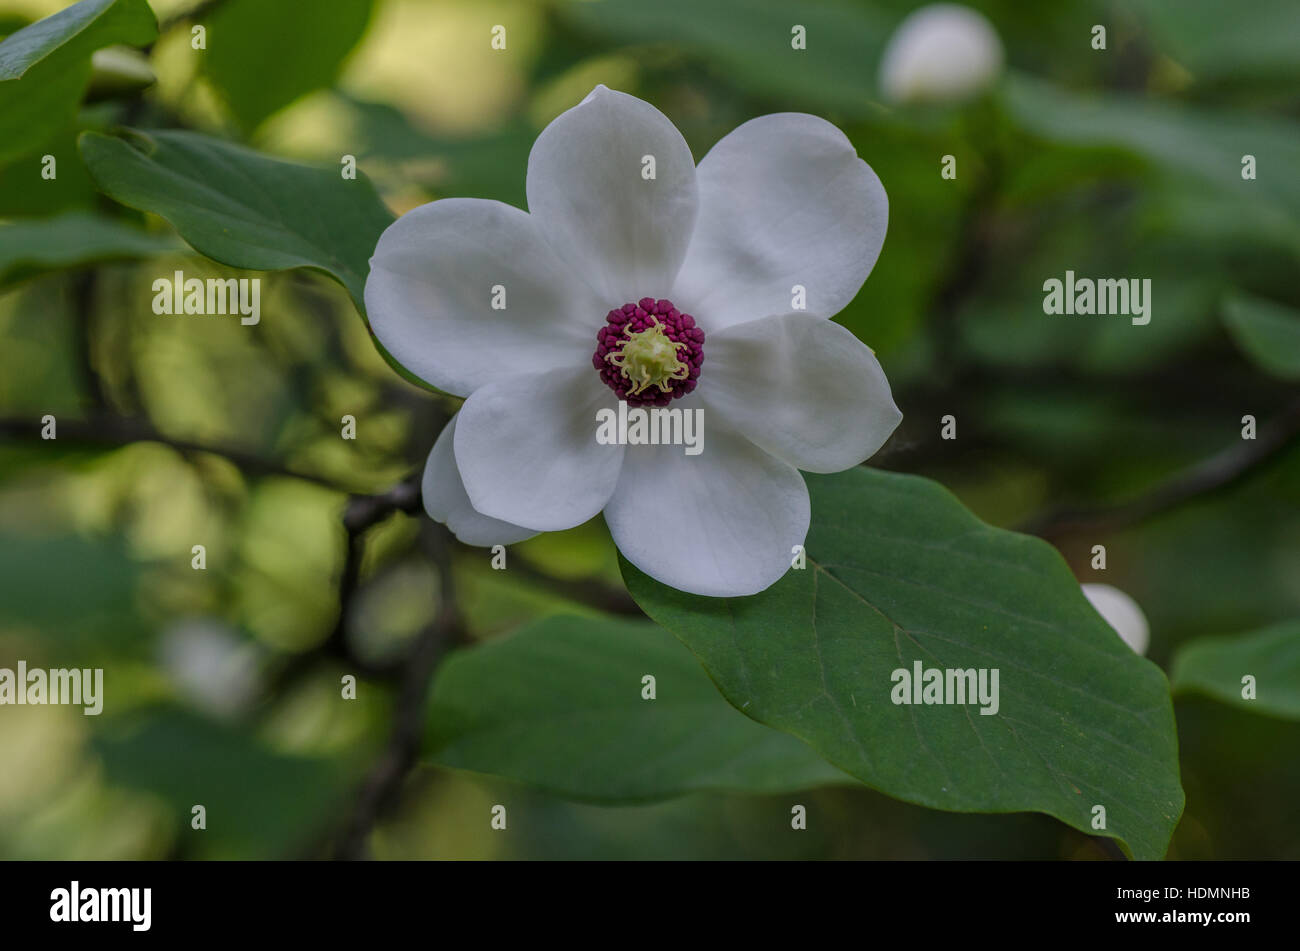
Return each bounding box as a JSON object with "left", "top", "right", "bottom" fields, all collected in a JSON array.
[{"left": 0, "top": 0, "right": 1297, "bottom": 860}]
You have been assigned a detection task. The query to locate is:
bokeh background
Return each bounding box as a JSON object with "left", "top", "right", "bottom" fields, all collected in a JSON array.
[{"left": 0, "top": 0, "right": 1297, "bottom": 859}]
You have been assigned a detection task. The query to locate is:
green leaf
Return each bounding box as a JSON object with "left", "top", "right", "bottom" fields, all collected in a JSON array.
[
  {"left": 1171, "top": 621, "right": 1300, "bottom": 719},
  {"left": 0, "top": 0, "right": 153, "bottom": 79},
  {"left": 427, "top": 614, "right": 852, "bottom": 800},
  {"left": 0, "top": 0, "right": 156, "bottom": 164},
  {"left": 0, "top": 104, "right": 119, "bottom": 217},
  {"left": 92, "top": 706, "right": 344, "bottom": 858},
  {"left": 1003, "top": 74, "right": 1300, "bottom": 254},
  {"left": 622, "top": 467, "right": 1185, "bottom": 860},
  {"left": 0, "top": 211, "right": 182, "bottom": 288},
  {"left": 1222, "top": 292, "right": 1300, "bottom": 381},
  {"left": 203, "top": 0, "right": 373, "bottom": 131},
  {"left": 78, "top": 128, "right": 393, "bottom": 311}
]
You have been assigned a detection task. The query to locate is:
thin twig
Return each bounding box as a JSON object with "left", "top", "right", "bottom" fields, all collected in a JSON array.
[
  {"left": 266, "top": 473, "right": 426, "bottom": 696},
  {"left": 341, "top": 473, "right": 640, "bottom": 615},
  {"left": 71, "top": 271, "right": 111, "bottom": 411},
  {"left": 326, "top": 471, "right": 425, "bottom": 665},
  {"left": 343, "top": 470, "right": 423, "bottom": 533},
  {"left": 317, "top": 467, "right": 643, "bottom": 856},
  {"left": 334, "top": 522, "right": 465, "bottom": 860},
  {"left": 0, "top": 413, "right": 344, "bottom": 491},
  {"left": 1019, "top": 398, "right": 1300, "bottom": 539}
]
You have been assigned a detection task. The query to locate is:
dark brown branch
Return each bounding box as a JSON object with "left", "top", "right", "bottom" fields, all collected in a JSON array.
[
  {"left": 308, "top": 468, "right": 642, "bottom": 856},
  {"left": 1019, "top": 398, "right": 1300, "bottom": 539},
  {"left": 269, "top": 462, "right": 642, "bottom": 711},
  {"left": 334, "top": 522, "right": 465, "bottom": 860},
  {"left": 267, "top": 474, "right": 426, "bottom": 696},
  {"left": 336, "top": 469, "right": 642, "bottom": 615},
  {"left": 71, "top": 271, "right": 111, "bottom": 411},
  {"left": 323, "top": 473, "right": 424, "bottom": 670},
  {"left": 343, "top": 470, "right": 423, "bottom": 533},
  {"left": 0, "top": 413, "right": 346, "bottom": 491}
]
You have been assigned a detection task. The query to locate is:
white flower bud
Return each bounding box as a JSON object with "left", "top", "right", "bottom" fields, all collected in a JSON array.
[
  {"left": 878, "top": 4, "right": 1004, "bottom": 105},
  {"left": 1081, "top": 584, "right": 1150, "bottom": 656},
  {"left": 159, "top": 619, "right": 263, "bottom": 718}
]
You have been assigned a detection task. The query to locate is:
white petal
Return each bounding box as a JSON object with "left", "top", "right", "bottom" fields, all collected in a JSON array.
[
  {"left": 1081, "top": 584, "right": 1150, "bottom": 656},
  {"left": 605, "top": 425, "right": 809, "bottom": 597},
  {"left": 878, "top": 4, "right": 1004, "bottom": 105},
  {"left": 454, "top": 366, "right": 624, "bottom": 531},
  {"left": 365, "top": 198, "right": 597, "bottom": 397},
  {"left": 526, "top": 85, "right": 699, "bottom": 304},
  {"left": 672, "top": 113, "right": 888, "bottom": 333},
  {"left": 701, "top": 313, "right": 901, "bottom": 472},
  {"left": 422, "top": 416, "right": 538, "bottom": 547}
]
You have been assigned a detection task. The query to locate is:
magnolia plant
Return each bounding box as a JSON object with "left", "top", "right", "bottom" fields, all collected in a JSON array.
[{"left": 3, "top": 0, "right": 1295, "bottom": 864}]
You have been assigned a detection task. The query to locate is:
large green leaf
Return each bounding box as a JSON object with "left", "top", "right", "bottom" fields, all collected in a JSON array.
[
  {"left": 622, "top": 467, "right": 1185, "bottom": 860},
  {"left": 79, "top": 128, "right": 393, "bottom": 311},
  {"left": 1222, "top": 292, "right": 1300, "bottom": 381},
  {"left": 203, "top": 0, "right": 373, "bottom": 131},
  {"left": 427, "top": 615, "right": 852, "bottom": 800},
  {"left": 1171, "top": 621, "right": 1300, "bottom": 720},
  {"left": 0, "top": 0, "right": 156, "bottom": 164},
  {"left": 0, "top": 211, "right": 181, "bottom": 287}
]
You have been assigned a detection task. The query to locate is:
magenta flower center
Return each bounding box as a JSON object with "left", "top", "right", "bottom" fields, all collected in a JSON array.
[{"left": 592, "top": 297, "right": 704, "bottom": 407}]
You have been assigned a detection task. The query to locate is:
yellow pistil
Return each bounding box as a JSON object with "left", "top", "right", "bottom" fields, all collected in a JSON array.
[{"left": 604, "top": 317, "right": 690, "bottom": 396}]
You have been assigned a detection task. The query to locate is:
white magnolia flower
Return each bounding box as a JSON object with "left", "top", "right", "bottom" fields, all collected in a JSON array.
[
  {"left": 879, "top": 4, "right": 1004, "bottom": 105},
  {"left": 366, "top": 86, "right": 900, "bottom": 597},
  {"left": 1081, "top": 583, "right": 1150, "bottom": 656}
]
